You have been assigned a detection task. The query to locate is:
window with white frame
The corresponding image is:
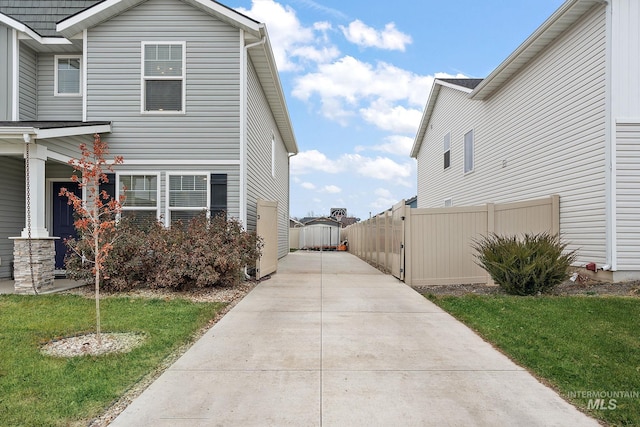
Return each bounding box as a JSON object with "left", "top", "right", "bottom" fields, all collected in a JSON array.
[
  {"left": 464, "top": 130, "right": 474, "bottom": 173},
  {"left": 168, "top": 174, "right": 208, "bottom": 223},
  {"left": 444, "top": 198, "right": 453, "bottom": 207},
  {"left": 443, "top": 132, "right": 451, "bottom": 170},
  {"left": 142, "top": 42, "right": 185, "bottom": 112},
  {"left": 119, "top": 174, "right": 159, "bottom": 223},
  {"left": 55, "top": 55, "right": 82, "bottom": 95}
]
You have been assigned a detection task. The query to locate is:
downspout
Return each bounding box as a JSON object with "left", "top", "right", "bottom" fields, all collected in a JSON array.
[
  {"left": 240, "top": 31, "right": 267, "bottom": 229},
  {"left": 604, "top": 0, "right": 616, "bottom": 271},
  {"left": 82, "top": 29, "right": 88, "bottom": 122}
]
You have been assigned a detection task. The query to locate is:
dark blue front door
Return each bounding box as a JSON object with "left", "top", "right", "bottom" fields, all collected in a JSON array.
[{"left": 53, "top": 182, "right": 80, "bottom": 270}]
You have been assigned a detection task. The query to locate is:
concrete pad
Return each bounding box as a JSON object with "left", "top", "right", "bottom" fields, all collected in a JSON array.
[
  {"left": 231, "top": 285, "right": 321, "bottom": 312},
  {"left": 322, "top": 370, "right": 599, "bottom": 427},
  {"left": 322, "top": 285, "right": 440, "bottom": 312},
  {"left": 322, "top": 312, "right": 520, "bottom": 371},
  {"left": 110, "top": 370, "right": 321, "bottom": 427},
  {"left": 171, "top": 312, "right": 321, "bottom": 370},
  {"left": 110, "top": 251, "right": 599, "bottom": 426},
  {"left": 320, "top": 273, "right": 405, "bottom": 288}
]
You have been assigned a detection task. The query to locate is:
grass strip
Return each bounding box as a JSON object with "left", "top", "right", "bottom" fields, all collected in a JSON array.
[
  {"left": 426, "top": 294, "right": 640, "bottom": 426},
  {"left": 0, "top": 294, "right": 223, "bottom": 426}
]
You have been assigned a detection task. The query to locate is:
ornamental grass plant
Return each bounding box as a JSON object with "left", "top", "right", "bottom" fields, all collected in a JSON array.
[{"left": 472, "top": 232, "right": 576, "bottom": 295}]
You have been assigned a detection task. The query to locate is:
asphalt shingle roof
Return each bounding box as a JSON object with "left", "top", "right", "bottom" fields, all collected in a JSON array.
[
  {"left": 438, "top": 78, "right": 484, "bottom": 90},
  {"left": 0, "top": 1, "right": 103, "bottom": 37}
]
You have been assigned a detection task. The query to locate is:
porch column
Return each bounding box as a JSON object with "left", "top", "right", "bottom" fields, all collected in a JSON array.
[
  {"left": 21, "top": 139, "right": 49, "bottom": 238},
  {"left": 10, "top": 138, "right": 56, "bottom": 294}
]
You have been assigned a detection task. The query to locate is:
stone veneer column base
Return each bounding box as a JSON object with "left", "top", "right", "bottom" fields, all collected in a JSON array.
[{"left": 10, "top": 238, "right": 57, "bottom": 294}]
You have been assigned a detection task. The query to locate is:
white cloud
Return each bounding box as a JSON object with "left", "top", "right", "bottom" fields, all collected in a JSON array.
[
  {"left": 293, "top": 58, "right": 465, "bottom": 130},
  {"left": 291, "top": 150, "right": 342, "bottom": 174},
  {"left": 359, "top": 101, "right": 423, "bottom": 134},
  {"left": 322, "top": 185, "right": 342, "bottom": 193},
  {"left": 301, "top": 182, "right": 316, "bottom": 190},
  {"left": 236, "top": 0, "right": 339, "bottom": 71},
  {"left": 340, "top": 20, "right": 412, "bottom": 51},
  {"left": 365, "top": 135, "right": 415, "bottom": 157},
  {"left": 291, "top": 150, "right": 413, "bottom": 186}
]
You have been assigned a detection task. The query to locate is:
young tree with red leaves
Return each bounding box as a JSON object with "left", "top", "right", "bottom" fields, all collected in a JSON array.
[{"left": 59, "top": 134, "right": 124, "bottom": 345}]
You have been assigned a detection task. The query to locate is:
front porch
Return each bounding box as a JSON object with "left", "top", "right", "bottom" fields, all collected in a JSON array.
[
  {"left": 0, "top": 278, "right": 85, "bottom": 295},
  {"left": 0, "top": 121, "right": 111, "bottom": 293}
]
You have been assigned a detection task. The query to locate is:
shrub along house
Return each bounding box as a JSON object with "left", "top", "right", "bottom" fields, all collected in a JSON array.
[
  {"left": 411, "top": 0, "right": 640, "bottom": 281},
  {"left": 0, "top": 0, "right": 298, "bottom": 293}
]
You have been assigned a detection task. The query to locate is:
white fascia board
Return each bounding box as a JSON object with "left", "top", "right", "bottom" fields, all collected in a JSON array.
[
  {"left": 36, "top": 124, "right": 112, "bottom": 139},
  {"left": 436, "top": 79, "right": 474, "bottom": 94},
  {"left": 410, "top": 82, "right": 442, "bottom": 158},
  {"left": 1, "top": 12, "right": 72, "bottom": 45},
  {"left": 57, "top": 0, "right": 141, "bottom": 38},
  {"left": 0, "top": 127, "right": 37, "bottom": 139},
  {"left": 57, "top": 0, "right": 263, "bottom": 38},
  {"left": 184, "top": 0, "right": 262, "bottom": 34},
  {"left": 470, "top": 0, "right": 601, "bottom": 100}
]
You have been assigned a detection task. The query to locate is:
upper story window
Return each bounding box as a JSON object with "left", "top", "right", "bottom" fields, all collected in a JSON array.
[
  {"left": 142, "top": 42, "right": 185, "bottom": 113},
  {"left": 55, "top": 55, "right": 82, "bottom": 96},
  {"left": 443, "top": 132, "right": 451, "bottom": 170},
  {"left": 464, "top": 130, "right": 474, "bottom": 174}
]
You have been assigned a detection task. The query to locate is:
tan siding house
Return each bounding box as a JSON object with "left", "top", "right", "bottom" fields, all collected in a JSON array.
[{"left": 411, "top": 0, "right": 640, "bottom": 281}]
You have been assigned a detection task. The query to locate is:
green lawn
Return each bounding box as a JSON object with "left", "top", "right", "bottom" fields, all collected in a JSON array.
[
  {"left": 426, "top": 294, "right": 640, "bottom": 426},
  {"left": 0, "top": 294, "right": 224, "bottom": 426}
]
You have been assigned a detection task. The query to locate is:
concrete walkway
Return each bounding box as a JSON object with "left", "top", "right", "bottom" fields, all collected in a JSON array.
[{"left": 110, "top": 251, "right": 598, "bottom": 426}]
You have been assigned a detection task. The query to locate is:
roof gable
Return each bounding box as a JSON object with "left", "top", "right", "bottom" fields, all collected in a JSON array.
[
  {"left": 410, "top": 79, "right": 482, "bottom": 158},
  {"left": 470, "top": 0, "right": 603, "bottom": 100},
  {"left": 411, "top": 0, "right": 605, "bottom": 158},
  {"left": 56, "top": 0, "right": 261, "bottom": 39},
  {"left": 0, "top": 1, "right": 101, "bottom": 37}
]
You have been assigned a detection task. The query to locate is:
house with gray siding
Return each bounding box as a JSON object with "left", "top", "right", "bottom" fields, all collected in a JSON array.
[
  {"left": 411, "top": 0, "right": 640, "bottom": 281},
  {"left": 0, "top": 0, "right": 298, "bottom": 292}
]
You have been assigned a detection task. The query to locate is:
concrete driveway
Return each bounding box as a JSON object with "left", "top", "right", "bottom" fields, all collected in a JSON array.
[{"left": 110, "top": 251, "right": 599, "bottom": 426}]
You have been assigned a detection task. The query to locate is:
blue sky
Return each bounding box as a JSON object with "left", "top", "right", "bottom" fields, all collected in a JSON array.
[{"left": 228, "top": 0, "right": 566, "bottom": 220}]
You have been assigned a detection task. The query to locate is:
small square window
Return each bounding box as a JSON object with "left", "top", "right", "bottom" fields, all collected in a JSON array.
[{"left": 55, "top": 56, "right": 81, "bottom": 95}]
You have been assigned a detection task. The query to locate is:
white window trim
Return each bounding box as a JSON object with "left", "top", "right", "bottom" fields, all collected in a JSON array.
[
  {"left": 444, "top": 198, "right": 453, "bottom": 207},
  {"left": 443, "top": 132, "right": 451, "bottom": 170},
  {"left": 117, "top": 172, "right": 161, "bottom": 220},
  {"left": 165, "top": 172, "right": 210, "bottom": 226},
  {"left": 54, "top": 55, "right": 82, "bottom": 96},
  {"left": 463, "top": 129, "right": 474, "bottom": 175},
  {"left": 140, "top": 41, "right": 186, "bottom": 114}
]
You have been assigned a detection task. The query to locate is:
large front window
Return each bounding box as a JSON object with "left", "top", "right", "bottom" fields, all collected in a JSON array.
[
  {"left": 168, "top": 174, "right": 208, "bottom": 223},
  {"left": 142, "top": 43, "right": 185, "bottom": 112},
  {"left": 119, "top": 174, "right": 159, "bottom": 223}
]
